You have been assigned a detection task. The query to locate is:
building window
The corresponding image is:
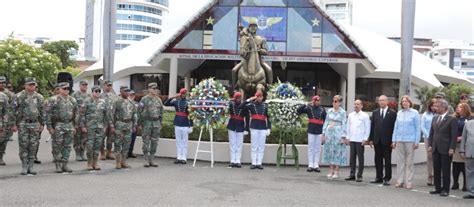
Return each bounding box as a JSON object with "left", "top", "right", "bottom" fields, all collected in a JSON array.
[
  {"left": 115, "top": 44, "right": 130, "bottom": 50},
  {"left": 325, "top": 3, "right": 347, "bottom": 11},
  {"left": 356, "top": 78, "right": 400, "bottom": 111},
  {"left": 117, "top": 14, "right": 162, "bottom": 25},
  {"left": 117, "top": 3, "right": 163, "bottom": 16},
  {"left": 146, "top": 0, "right": 169, "bottom": 7},
  {"left": 117, "top": 24, "right": 161, "bottom": 34},
  {"left": 116, "top": 34, "right": 149, "bottom": 41}
]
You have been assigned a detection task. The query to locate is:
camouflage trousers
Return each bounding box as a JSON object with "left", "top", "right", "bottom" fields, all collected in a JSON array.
[
  {"left": 0, "top": 129, "right": 13, "bottom": 155},
  {"left": 18, "top": 122, "right": 41, "bottom": 162},
  {"left": 74, "top": 127, "right": 87, "bottom": 152},
  {"left": 102, "top": 126, "right": 115, "bottom": 151},
  {"left": 86, "top": 127, "right": 105, "bottom": 160},
  {"left": 0, "top": 128, "right": 13, "bottom": 155},
  {"left": 51, "top": 123, "right": 75, "bottom": 163},
  {"left": 114, "top": 121, "right": 132, "bottom": 157},
  {"left": 142, "top": 122, "right": 161, "bottom": 156}
]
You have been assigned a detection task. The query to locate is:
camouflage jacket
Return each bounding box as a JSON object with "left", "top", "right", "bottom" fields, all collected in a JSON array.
[
  {"left": 101, "top": 91, "right": 118, "bottom": 122},
  {"left": 72, "top": 91, "right": 91, "bottom": 108},
  {"left": 0, "top": 92, "right": 9, "bottom": 129},
  {"left": 45, "top": 95, "right": 78, "bottom": 129},
  {"left": 0, "top": 89, "right": 14, "bottom": 128},
  {"left": 109, "top": 97, "right": 137, "bottom": 129},
  {"left": 13, "top": 90, "right": 45, "bottom": 126},
  {"left": 138, "top": 95, "right": 164, "bottom": 126},
  {"left": 80, "top": 97, "right": 107, "bottom": 129}
]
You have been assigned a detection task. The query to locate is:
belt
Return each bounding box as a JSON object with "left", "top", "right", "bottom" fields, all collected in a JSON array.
[
  {"left": 23, "top": 119, "right": 37, "bottom": 123},
  {"left": 308, "top": 119, "right": 324, "bottom": 125},
  {"left": 119, "top": 118, "right": 132, "bottom": 122},
  {"left": 251, "top": 114, "right": 267, "bottom": 121},
  {"left": 231, "top": 115, "right": 244, "bottom": 121},
  {"left": 176, "top": 112, "right": 188, "bottom": 117},
  {"left": 146, "top": 117, "right": 161, "bottom": 121}
]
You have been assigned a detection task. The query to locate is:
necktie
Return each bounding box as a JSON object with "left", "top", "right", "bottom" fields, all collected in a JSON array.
[
  {"left": 380, "top": 109, "right": 383, "bottom": 118},
  {"left": 437, "top": 115, "right": 442, "bottom": 124}
]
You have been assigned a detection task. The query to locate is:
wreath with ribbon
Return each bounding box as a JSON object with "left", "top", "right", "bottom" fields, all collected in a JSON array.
[
  {"left": 266, "top": 80, "right": 305, "bottom": 131},
  {"left": 189, "top": 78, "right": 229, "bottom": 129}
]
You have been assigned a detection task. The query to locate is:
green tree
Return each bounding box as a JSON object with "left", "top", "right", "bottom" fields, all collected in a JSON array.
[
  {"left": 415, "top": 86, "right": 442, "bottom": 112},
  {"left": 41, "top": 40, "right": 78, "bottom": 68},
  {"left": 0, "top": 38, "right": 61, "bottom": 95},
  {"left": 441, "top": 83, "right": 473, "bottom": 107}
]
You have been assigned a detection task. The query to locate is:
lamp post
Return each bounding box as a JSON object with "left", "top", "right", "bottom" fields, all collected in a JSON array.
[{"left": 399, "top": 0, "right": 416, "bottom": 102}]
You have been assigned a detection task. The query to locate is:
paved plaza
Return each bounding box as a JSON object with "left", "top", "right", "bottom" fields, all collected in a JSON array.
[{"left": 0, "top": 133, "right": 472, "bottom": 206}]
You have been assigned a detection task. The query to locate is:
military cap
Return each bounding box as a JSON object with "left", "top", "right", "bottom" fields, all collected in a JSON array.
[
  {"left": 120, "top": 85, "right": 129, "bottom": 91},
  {"left": 148, "top": 82, "right": 158, "bottom": 88},
  {"left": 79, "top": 80, "right": 88, "bottom": 85},
  {"left": 129, "top": 90, "right": 135, "bottom": 94},
  {"left": 54, "top": 83, "right": 61, "bottom": 89},
  {"left": 57, "top": 82, "right": 70, "bottom": 88},
  {"left": 123, "top": 88, "right": 131, "bottom": 92},
  {"left": 104, "top": 80, "right": 112, "bottom": 85},
  {"left": 91, "top": 85, "right": 101, "bottom": 91},
  {"left": 0, "top": 76, "right": 6, "bottom": 82},
  {"left": 25, "top": 77, "right": 37, "bottom": 84},
  {"left": 434, "top": 92, "right": 446, "bottom": 98}
]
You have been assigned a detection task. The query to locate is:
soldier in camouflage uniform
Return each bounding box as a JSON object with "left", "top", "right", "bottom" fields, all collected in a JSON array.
[
  {"left": 128, "top": 90, "right": 138, "bottom": 158},
  {"left": 138, "top": 83, "right": 164, "bottom": 167},
  {"left": 72, "top": 80, "right": 90, "bottom": 161},
  {"left": 80, "top": 85, "right": 107, "bottom": 170},
  {"left": 0, "top": 76, "right": 14, "bottom": 166},
  {"left": 12, "top": 77, "right": 45, "bottom": 175},
  {"left": 110, "top": 86, "right": 137, "bottom": 169},
  {"left": 46, "top": 82, "right": 78, "bottom": 173},
  {"left": 101, "top": 80, "right": 117, "bottom": 160}
]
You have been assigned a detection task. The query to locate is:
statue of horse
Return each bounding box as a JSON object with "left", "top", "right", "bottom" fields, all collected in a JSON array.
[{"left": 232, "top": 25, "right": 273, "bottom": 98}]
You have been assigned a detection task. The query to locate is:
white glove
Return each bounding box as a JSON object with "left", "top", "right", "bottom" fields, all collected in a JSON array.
[
  {"left": 243, "top": 131, "right": 249, "bottom": 136},
  {"left": 188, "top": 127, "right": 193, "bottom": 134},
  {"left": 266, "top": 129, "right": 271, "bottom": 136}
]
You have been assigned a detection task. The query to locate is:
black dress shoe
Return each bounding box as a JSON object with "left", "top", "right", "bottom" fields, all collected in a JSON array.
[
  {"left": 314, "top": 167, "right": 321, "bottom": 173},
  {"left": 128, "top": 154, "right": 137, "bottom": 158},
  {"left": 234, "top": 163, "right": 242, "bottom": 168},
  {"left": 345, "top": 176, "right": 356, "bottom": 181},
  {"left": 440, "top": 191, "right": 449, "bottom": 197},
  {"left": 34, "top": 160, "right": 41, "bottom": 164},
  {"left": 356, "top": 177, "right": 363, "bottom": 182},
  {"left": 370, "top": 179, "right": 383, "bottom": 184},
  {"left": 307, "top": 167, "right": 314, "bottom": 172},
  {"left": 383, "top": 180, "right": 391, "bottom": 186},
  {"left": 427, "top": 183, "right": 433, "bottom": 186},
  {"left": 257, "top": 165, "right": 264, "bottom": 170},
  {"left": 250, "top": 165, "right": 256, "bottom": 169},
  {"left": 462, "top": 186, "right": 467, "bottom": 192},
  {"left": 174, "top": 159, "right": 181, "bottom": 164},
  {"left": 228, "top": 163, "right": 234, "bottom": 168},
  {"left": 181, "top": 160, "right": 187, "bottom": 164},
  {"left": 429, "top": 190, "right": 441, "bottom": 194},
  {"left": 463, "top": 194, "right": 474, "bottom": 199},
  {"left": 451, "top": 183, "right": 459, "bottom": 190}
]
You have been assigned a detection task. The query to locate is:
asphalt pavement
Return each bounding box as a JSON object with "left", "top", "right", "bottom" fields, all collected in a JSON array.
[{"left": 0, "top": 132, "right": 472, "bottom": 206}]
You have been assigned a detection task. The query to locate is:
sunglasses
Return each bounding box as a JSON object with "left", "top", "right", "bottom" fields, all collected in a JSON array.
[
  {"left": 93, "top": 90, "right": 101, "bottom": 93},
  {"left": 0, "top": 82, "right": 5, "bottom": 84},
  {"left": 61, "top": 87, "right": 70, "bottom": 91},
  {"left": 150, "top": 87, "right": 158, "bottom": 90},
  {"left": 107, "top": 84, "right": 112, "bottom": 87},
  {"left": 81, "top": 84, "right": 88, "bottom": 86}
]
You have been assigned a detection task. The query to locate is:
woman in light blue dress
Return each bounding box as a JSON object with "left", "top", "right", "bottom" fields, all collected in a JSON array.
[{"left": 322, "top": 95, "right": 348, "bottom": 179}]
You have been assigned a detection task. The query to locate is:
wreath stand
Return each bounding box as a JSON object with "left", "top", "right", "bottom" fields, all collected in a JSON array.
[
  {"left": 276, "top": 130, "right": 299, "bottom": 170},
  {"left": 193, "top": 126, "right": 214, "bottom": 168}
]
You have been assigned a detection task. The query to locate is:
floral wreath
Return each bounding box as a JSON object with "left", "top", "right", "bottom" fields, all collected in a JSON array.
[
  {"left": 189, "top": 78, "right": 229, "bottom": 129},
  {"left": 266, "top": 80, "right": 305, "bottom": 131}
]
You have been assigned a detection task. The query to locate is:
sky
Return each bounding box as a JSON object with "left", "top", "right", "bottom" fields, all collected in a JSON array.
[{"left": 0, "top": 0, "right": 473, "bottom": 43}]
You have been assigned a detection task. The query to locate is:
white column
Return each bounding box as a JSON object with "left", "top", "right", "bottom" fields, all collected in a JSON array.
[
  {"left": 347, "top": 62, "right": 356, "bottom": 114},
  {"left": 184, "top": 73, "right": 191, "bottom": 91},
  {"left": 169, "top": 57, "right": 178, "bottom": 97},
  {"left": 340, "top": 75, "right": 347, "bottom": 109}
]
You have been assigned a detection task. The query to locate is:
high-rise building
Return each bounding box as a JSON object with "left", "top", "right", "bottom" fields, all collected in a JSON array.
[
  {"left": 431, "top": 39, "right": 474, "bottom": 82},
  {"left": 315, "top": 0, "right": 352, "bottom": 25},
  {"left": 84, "top": 0, "right": 169, "bottom": 60}
]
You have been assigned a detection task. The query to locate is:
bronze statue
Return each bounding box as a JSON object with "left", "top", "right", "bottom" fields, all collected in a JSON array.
[{"left": 232, "top": 21, "right": 273, "bottom": 98}]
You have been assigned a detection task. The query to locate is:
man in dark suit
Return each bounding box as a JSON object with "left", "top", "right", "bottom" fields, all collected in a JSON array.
[
  {"left": 369, "top": 95, "right": 397, "bottom": 186},
  {"left": 428, "top": 99, "right": 457, "bottom": 197}
]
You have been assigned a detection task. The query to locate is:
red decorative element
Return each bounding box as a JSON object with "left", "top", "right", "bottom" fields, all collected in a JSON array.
[
  {"left": 230, "top": 115, "right": 244, "bottom": 121},
  {"left": 176, "top": 112, "right": 189, "bottom": 117},
  {"left": 251, "top": 114, "right": 267, "bottom": 120},
  {"left": 255, "top": 91, "right": 263, "bottom": 97},
  {"left": 312, "top": 96, "right": 320, "bottom": 101},
  {"left": 179, "top": 88, "right": 187, "bottom": 95},
  {"left": 308, "top": 118, "right": 324, "bottom": 125}
]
